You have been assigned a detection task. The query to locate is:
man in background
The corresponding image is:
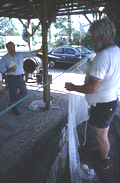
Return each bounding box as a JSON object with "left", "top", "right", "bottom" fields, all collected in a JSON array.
[
  {"left": 0, "top": 41, "right": 42, "bottom": 115},
  {"left": 65, "top": 17, "right": 120, "bottom": 169}
]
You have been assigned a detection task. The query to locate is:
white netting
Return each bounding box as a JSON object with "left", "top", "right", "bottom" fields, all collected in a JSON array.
[
  {"left": 47, "top": 52, "right": 98, "bottom": 183},
  {"left": 47, "top": 127, "right": 68, "bottom": 182},
  {"left": 68, "top": 94, "right": 89, "bottom": 183}
]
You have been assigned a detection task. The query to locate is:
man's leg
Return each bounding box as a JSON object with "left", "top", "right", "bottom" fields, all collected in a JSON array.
[
  {"left": 7, "top": 76, "right": 21, "bottom": 115},
  {"left": 90, "top": 125, "right": 110, "bottom": 159},
  {"left": 7, "top": 76, "right": 18, "bottom": 105},
  {"left": 16, "top": 76, "right": 27, "bottom": 110},
  {"left": 7, "top": 75, "right": 27, "bottom": 115}
]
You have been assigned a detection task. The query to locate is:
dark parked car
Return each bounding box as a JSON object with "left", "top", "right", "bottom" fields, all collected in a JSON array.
[{"left": 48, "top": 45, "right": 91, "bottom": 68}]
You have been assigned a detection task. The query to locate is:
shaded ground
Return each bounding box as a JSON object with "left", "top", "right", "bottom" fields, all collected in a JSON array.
[
  {"left": 0, "top": 83, "right": 68, "bottom": 182},
  {"left": 0, "top": 79, "right": 120, "bottom": 183}
]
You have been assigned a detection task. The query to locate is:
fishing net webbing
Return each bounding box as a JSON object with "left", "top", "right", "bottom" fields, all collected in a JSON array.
[{"left": 47, "top": 53, "right": 99, "bottom": 183}]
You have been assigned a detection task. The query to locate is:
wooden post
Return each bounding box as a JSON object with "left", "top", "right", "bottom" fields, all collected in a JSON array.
[
  {"left": 27, "top": 19, "right": 32, "bottom": 52},
  {"left": 41, "top": 0, "right": 50, "bottom": 109}
]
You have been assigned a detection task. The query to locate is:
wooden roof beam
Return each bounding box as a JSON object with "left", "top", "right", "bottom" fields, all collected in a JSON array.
[
  {"left": 19, "top": 18, "right": 31, "bottom": 36},
  {"left": 19, "top": 18, "right": 41, "bottom": 37},
  {"left": 75, "top": 0, "right": 94, "bottom": 14},
  {"left": 83, "top": 14, "right": 92, "bottom": 24},
  {"left": 26, "top": 0, "right": 41, "bottom": 21},
  {"left": 47, "top": 0, "right": 64, "bottom": 29},
  {"left": 32, "top": 21, "right": 41, "bottom": 36},
  {"left": 58, "top": 10, "right": 97, "bottom": 16}
]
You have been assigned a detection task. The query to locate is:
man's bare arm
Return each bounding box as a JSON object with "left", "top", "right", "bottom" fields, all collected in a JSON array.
[
  {"left": 34, "top": 46, "right": 42, "bottom": 55},
  {"left": 65, "top": 77, "right": 101, "bottom": 94}
]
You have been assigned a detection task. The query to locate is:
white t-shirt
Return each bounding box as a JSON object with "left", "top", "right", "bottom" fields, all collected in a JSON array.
[{"left": 85, "top": 45, "right": 120, "bottom": 105}]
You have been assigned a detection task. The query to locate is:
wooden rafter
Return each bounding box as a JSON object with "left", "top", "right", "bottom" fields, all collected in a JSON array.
[
  {"left": 75, "top": 0, "right": 94, "bottom": 14},
  {"left": 47, "top": 0, "right": 64, "bottom": 29},
  {"left": 26, "top": 0, "right": 41, "bottom": 21},
  {"left": 19, "top": 19, "right": 31, "bottom": 36},
  {"left": 83, "top": 14, "right": 92, "bottom": 24},
  {"left": 19, "top": 18, "right": 41, "bottom": 37}
]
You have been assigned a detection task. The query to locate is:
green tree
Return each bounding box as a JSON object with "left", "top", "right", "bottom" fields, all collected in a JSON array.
[
  {"left": 22, "top": 21, "right": 42, "bottom": 46},
  {"left": 81, "top": 31, "right": 93, "bottom": 50},
  {"left": 0, "top": 37, "right": 6, "bottom": 49},
  {"left": 53, "top": 16, "right": 73, "bottom": 46},
  {"left": 0, "top": 17, "right": 20, "bottom": 36},
  {"left": 22, "top": 22, "right": 29, "bottom": 44},
  {"left": 52, "top": 16, "right": 92, "bottom": 49},
  {"left": 72, "top": 29, "right": 80, "bottom": 45}
]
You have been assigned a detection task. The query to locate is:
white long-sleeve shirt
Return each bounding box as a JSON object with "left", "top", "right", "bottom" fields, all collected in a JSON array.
[{"left": 0, "top": 52, "right": 35, "bottom": 75}]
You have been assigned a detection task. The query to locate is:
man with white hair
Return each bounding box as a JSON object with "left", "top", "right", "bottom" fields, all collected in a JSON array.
[{"left": 65, "top": 17, "right": 120, "bottom": 169}]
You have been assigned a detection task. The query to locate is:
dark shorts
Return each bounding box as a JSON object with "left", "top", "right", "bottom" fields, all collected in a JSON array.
[{"left": 88, "top": 100, "right": 118, "bottom": 129}]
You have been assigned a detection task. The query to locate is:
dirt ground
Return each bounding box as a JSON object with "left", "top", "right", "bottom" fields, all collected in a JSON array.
[{"left": 0, "top": 80, "right": 68, "bottom": 174}]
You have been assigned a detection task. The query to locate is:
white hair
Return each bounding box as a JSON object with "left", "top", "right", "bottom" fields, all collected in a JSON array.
[{"left": 89, "top": 17, "right": 116, "bottom": 40}]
